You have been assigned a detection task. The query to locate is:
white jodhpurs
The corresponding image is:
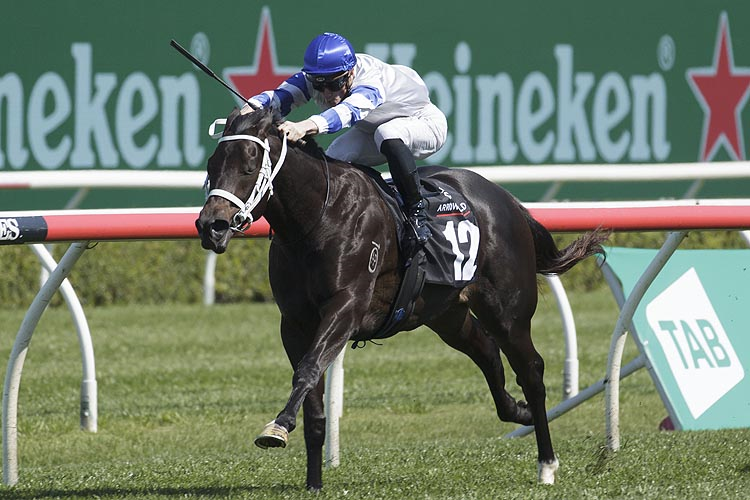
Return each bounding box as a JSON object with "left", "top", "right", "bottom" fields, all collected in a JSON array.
[{"left": 325, "top": 103, "right": 447, "bottom": 167}]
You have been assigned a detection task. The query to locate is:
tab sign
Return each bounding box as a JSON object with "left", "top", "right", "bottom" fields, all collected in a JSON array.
[{"left": 646, "top": 267, "right": 744, "bottom": 418}]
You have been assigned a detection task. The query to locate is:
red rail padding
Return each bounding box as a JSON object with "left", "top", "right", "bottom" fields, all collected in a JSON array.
[
  {"left": 43, "top": 213, "right": 271, "bottom": 241},
  {"left": 3, "top": 203, "right": 750, "bottom": 245},
  {"left": 528, "top": 205, "right": 750, "bottom": 232}
]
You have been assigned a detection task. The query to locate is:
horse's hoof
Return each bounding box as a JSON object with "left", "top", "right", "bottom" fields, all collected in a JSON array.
[
  {"left": 254, "top": 420, "right": 289, "bottom": 449},
  {"left": 538, "top": 457, "right": 559, "bottom": 484}
]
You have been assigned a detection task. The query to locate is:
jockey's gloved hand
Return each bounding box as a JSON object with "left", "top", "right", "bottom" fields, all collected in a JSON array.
[
  {"left": 240, "top": 100, "right": 263, "bottom": 115},
  {"left": 278, "top": 119, "right": 319, "bottom": 142}
]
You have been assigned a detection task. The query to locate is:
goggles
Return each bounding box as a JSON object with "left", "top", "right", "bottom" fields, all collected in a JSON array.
[{"left": 305, "top": 71, "right": 350, "bottom": 92}]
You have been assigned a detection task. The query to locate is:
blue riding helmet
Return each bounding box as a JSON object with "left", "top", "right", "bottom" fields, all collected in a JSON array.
[{"left": 302, "top": 33, "right": 356, "bottom": 76}]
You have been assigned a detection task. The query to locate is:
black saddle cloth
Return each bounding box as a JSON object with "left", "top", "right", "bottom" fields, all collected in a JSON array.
[
  {"left": 354, "top": 164, "right": 480, "bottom": 286},
  {"left": 350, "top": 165, "right": 480, "bottom": 343}
]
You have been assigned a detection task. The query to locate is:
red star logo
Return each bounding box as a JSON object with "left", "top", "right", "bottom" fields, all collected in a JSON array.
[
  {"left": 687, "top": 12, "right": 750, "bottom": 161},
  {"left": 222, "top": 7, "right": 298, "bottom": 103}
]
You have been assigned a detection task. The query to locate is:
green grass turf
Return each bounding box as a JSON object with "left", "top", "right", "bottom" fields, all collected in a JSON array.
[{"left": 0, "top": 288, "right": 748, "bottom": 499}]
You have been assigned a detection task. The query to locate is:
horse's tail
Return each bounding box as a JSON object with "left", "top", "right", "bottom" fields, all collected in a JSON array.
[{"left": 521, "top": 206, "right": 610, "bottom": 275}]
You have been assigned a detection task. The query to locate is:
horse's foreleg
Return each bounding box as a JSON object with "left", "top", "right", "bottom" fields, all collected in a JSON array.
[
  {"left": 255, "top": 334, "right": 350, "bottom": 492},
  {"left": 255, "top": 298, "right": 359, "bottom": 451},
  {"left": 254, "top": 376, "right": 326, "bottom": 492},
  {"left": 268, "top": 338, "right": 348, "bottom": 433},
  {"left": 303, "top": 377, "right": 326, "bottom": 491}
]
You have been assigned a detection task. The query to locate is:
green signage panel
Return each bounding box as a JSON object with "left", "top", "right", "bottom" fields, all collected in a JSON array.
[
  {"left": 607, "top": 247, "right": 750, "bottom": 430},
  {"left": 2, "top": 1, "right": 750, "bottom": 207}
]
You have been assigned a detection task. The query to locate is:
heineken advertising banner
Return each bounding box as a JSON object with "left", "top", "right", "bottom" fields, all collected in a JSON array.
[
  {"left": 607, "top": 247, "right": 750, "bottom": 431},
  {"left": 2, "top": 1, "right": 750, "bottom": 208}
]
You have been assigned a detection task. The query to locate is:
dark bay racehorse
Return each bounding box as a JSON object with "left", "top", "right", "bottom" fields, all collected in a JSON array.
[{"left": 196, "top": 107, "right": 608, "bottom": 491}]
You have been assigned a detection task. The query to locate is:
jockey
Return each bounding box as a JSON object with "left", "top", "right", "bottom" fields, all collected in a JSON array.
[{"left": 242, "top": 32, "right": 448, "bottom": 251}]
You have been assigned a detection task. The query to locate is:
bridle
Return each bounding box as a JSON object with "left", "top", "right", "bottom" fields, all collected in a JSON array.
[{"left": 205, "top": 118, "right": 288, "bottom": 232}]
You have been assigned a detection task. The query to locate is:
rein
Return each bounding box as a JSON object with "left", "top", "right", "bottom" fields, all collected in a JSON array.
[
  {"left": 205, "top": 118, "right": 288, "bottom": 232},
  {"left": 271, "top": 152, "right": 331, "bottom": 248}
]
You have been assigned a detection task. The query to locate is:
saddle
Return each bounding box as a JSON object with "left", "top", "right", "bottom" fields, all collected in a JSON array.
[{"left": 350, "top": 165, "right": 480, "bottom": 344}]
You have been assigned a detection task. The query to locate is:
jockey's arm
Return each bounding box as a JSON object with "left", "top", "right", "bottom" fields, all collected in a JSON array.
[{"left": 242, "top": 73, "right": 310, "bottom": 116}]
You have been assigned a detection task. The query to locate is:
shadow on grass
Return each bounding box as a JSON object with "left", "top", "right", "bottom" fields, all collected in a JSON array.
[
  {"left": 0, "top": 484, "right": 301, "bottom": 499},
  {"left": 586, "top": 445, "right": 616, "bottom": 476}
]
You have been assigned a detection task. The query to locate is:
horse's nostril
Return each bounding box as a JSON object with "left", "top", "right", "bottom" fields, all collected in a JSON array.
[{"left": 210, "top": 219, "right": 230, "bottom": 233}]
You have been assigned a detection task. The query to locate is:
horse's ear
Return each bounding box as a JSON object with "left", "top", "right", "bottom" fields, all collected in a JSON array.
[{"left": 224, "top": 107, "right": 241, "bottom": 135}]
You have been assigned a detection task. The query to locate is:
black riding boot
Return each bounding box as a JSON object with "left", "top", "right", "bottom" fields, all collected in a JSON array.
[{"left": 380, "top": 139, "right": 431, "bottom": 249}]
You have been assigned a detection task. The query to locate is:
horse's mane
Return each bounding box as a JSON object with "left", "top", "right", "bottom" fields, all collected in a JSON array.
[{"left": 224, "top": 107, "right": 326, "bottom": 160}]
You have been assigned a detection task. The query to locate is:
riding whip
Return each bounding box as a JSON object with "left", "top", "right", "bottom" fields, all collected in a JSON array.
[{"left": 170, "top": 39, "right": 258, "bottom": 108}]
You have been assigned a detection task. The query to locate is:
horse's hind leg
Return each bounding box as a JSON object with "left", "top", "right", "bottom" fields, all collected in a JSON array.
[
  {"left": 427, "top": 305, "right": 533, "bottom": 426},
  {"left": 475, "top": 306, "right": 559, "bottom": 484}
]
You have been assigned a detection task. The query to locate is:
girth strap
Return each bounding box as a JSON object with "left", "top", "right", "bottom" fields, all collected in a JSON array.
[{"left": 351, "top": 248, "right": 427, "bottom": 346}]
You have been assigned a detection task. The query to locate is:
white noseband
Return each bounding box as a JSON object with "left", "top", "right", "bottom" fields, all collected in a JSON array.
[{"left": 205, "top": 118, "right": 288, "bottom": 232}]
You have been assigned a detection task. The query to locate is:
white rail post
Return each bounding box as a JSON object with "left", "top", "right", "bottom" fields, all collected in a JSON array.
[
  {"left": 203, "top": 251, "right": 218, "bottom": 306},
  {"left": 29, "top": 244, "right": 97, "bottom": 433},
  {"left": 2, "top": 241, "right": 90, "bottom": 486},
  {"left": 324, "top": 347, "right": 346, "bottom": 468},
  {"left": 544, "top": 275, "right": 579, "bottom": 399},
  {"left": 604, "top": 231, "right": 686, "bottom": 451}
]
